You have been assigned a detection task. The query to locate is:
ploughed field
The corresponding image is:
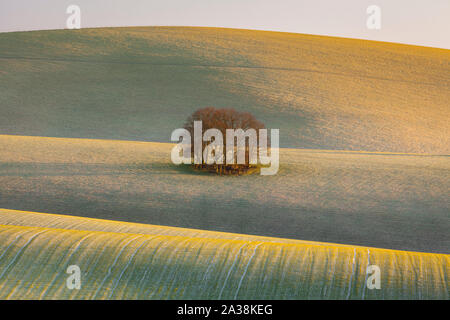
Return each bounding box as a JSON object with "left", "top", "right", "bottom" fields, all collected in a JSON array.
[
  {"left": 0, "top": 27, "right": 449, "bottom": 154},
  {"left": 0, "top": 134, "right": 448, "bottom": 254},
  {"left": 0, "top": 27, "right": 448, "bottom": 299},
  {"left": 0, "top": 209, "right": 448, "bottom": 299}
]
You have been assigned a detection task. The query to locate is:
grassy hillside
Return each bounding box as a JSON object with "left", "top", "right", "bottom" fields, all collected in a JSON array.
[
  {"left": 1, "top": 134, "right": 448, "bottom": 253},
  {"left": 0, "top": 27, "right": 449, "bottom": 153},
  {"left": 0, "top": 27, "right": 448, "bottom": 299},
  {"left": 0, "top": 210, "right": 447, "bottom": 300}
]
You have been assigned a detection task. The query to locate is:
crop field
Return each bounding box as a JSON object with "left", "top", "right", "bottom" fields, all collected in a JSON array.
[
  {"left": 0, "top": 210, "right": 448, "bottom": 300},
  {"left": 0, "top": 134, "right": 449, "bottom": 253},
  {"left": 0, "top": 27, "right": 449, "bottom": 154},
  {"left": 0, "top": 27, "right": 448, "bottom": 300}
]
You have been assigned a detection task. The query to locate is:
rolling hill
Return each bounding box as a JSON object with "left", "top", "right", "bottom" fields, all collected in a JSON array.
[
  {"left": 0, "top": 27, "right": 448, "bottom": 299},
  {"left": 0, "top": 210, "right": 448, "bottom": 299},
  {"left": 0, "top": 27, "right": 449, "bottom": 153},
  {"left": 0, "top": 134, "right": 448, "bottom": 253}
]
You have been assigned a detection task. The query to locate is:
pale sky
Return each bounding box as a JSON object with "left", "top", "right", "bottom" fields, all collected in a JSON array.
[{"left": 1, "top": 0, "right": 449, "bottom": 49}]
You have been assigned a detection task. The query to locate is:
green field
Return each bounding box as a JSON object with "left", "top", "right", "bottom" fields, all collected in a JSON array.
[
  {"left": 0, "top": 134, "right": 448, "bottom": 254},
  {"left": 0, "top": 210, "right": 448, "bottom": 300},
  {"left": 0, "top": 27, "right": 448, "bottom": 299},
  {"left": 0, "top": 27, "right": 449, "bottom": 153}
]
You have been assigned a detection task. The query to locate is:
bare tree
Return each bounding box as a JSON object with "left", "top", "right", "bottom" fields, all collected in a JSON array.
[{"left": 184, "top": 107, "right": 266, "bottom": 174}]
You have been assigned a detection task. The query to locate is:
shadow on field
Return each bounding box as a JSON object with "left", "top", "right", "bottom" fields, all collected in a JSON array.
[
  {"left": 144, "top": 163, "right": 295, "bottom": 177},
  {"left": 0, "top": 161, "right": 298, "bottom": 178}
]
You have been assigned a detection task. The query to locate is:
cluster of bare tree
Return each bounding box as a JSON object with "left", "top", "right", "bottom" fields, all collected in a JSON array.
[{"left": 184, "top": 107, "right": 266, "bottom": 175}]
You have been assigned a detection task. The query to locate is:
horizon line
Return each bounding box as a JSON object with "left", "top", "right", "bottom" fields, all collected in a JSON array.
[{"left": 1, "top": 25, "right": 449, "bottom": 51}]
